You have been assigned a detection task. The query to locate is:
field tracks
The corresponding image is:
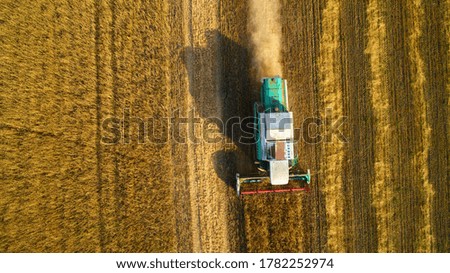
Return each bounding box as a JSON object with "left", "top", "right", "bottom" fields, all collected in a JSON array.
[
  {"left": 318, "top": 0, "right": 345, "bottom": 252},
  {"left": 406, "top": 0, "right": 434, "bottom": 252},
  {"left": 365, "top": 0, "right": 395, "bottom": 252},
  {"left": 94, "top": 0, "right": 106, "bottom": 251}
]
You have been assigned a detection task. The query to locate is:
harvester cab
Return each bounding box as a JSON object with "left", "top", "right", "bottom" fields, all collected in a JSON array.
[{"left": 236, "top": 77, "right": 311, "bottom": 196}]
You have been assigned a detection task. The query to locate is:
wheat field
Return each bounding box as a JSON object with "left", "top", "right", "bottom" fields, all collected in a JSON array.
[{"left": 0, "top": 0, "right": 448, "bottom": 252}]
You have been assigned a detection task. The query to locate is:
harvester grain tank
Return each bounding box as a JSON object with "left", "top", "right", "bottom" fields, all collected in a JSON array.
[{"left": 236, "top": 77, "right": 310, "bottom": 196}]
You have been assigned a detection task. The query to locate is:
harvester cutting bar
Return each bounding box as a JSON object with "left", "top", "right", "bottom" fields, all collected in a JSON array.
[
  {"left": 240, "top": 187, "right": 310, "bottom": 195},
  {"left": 236, "top": 170, "right": 310, "bottom": 196}
]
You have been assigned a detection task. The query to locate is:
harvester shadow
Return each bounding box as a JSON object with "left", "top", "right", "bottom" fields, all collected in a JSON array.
[
  {"left": 183, "top": 30, "right": 255, "bottom": 252},
  {"left": 183, "top": 30, "right": 258, "bottom": 190}
]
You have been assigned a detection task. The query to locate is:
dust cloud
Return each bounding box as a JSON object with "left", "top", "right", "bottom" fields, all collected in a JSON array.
[{"left": 248, "top": 0, "right": 283, "bottom": 79}]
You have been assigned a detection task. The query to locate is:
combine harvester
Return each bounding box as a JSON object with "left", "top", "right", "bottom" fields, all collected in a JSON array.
[{"left": 236, "top": 77, "right": 311, "bottom": 196}]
